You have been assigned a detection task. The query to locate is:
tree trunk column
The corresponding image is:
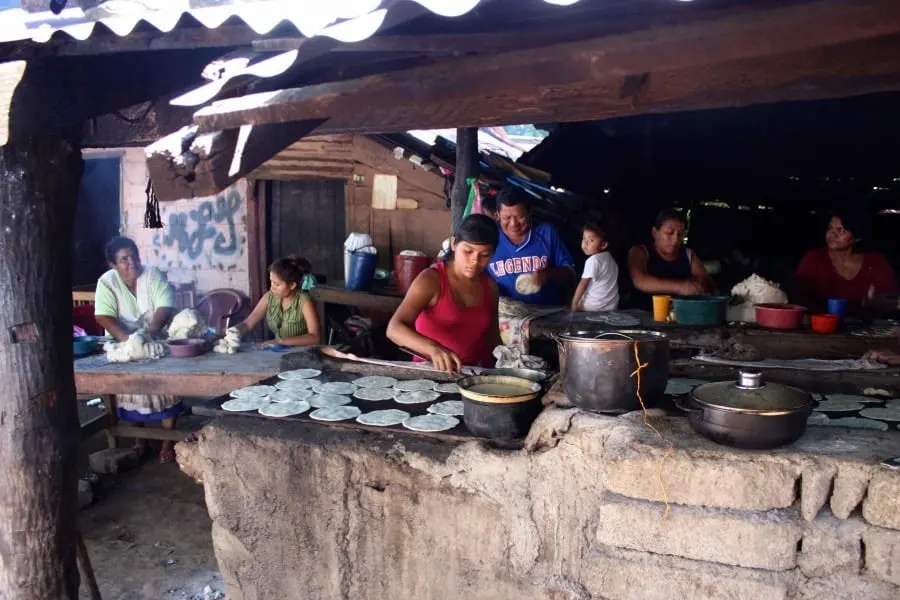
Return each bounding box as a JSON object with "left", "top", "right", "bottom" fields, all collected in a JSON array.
[
  {"left": 450, "top": 127, "right": 479, "bottom": 233},
  {"left": 0, "top": 135, "right": 83, "bottom": 599}
]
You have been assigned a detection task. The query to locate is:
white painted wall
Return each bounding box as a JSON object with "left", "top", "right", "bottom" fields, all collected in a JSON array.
[{"left": 98, "top": 148, "right": 252, "bottom": 295}]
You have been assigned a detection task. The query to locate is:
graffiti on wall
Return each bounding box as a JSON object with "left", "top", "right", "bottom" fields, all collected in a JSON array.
[{"left": 152, "top": 184, "right": 246, "bottom": 269}]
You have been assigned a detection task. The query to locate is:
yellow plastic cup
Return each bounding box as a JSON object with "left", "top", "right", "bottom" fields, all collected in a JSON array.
[{"left": 652, "top": 295, "right": 671, "bottom": 322}]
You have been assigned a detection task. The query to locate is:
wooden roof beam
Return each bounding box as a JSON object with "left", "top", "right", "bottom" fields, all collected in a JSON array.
[
  {"left": 192, "top": 0, "right": 900, "bottom": 132},
  {"left": 145, "top": 118, "right": 323, "bottom": 202},
  {"left": 308, "top": 35, "right": 900, "bottom": 133}
]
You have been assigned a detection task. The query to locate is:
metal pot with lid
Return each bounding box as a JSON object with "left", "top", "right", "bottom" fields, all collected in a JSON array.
[
  {"left": 557, "top": 329, "right": 669, "bottom": 413},
  {"left": 675, "top": 370, "right": 813, "bottom": 449}
]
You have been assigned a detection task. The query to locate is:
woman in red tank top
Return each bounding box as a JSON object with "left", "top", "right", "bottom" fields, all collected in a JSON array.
[{"left": 387, "top": 215, "right": 500, "bottom": 372}]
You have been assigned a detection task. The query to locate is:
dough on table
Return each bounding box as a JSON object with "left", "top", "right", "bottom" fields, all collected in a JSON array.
[
  {"left": 807, "top": 412, "right": 830, "bottom": 426},
  {"left": 310, "top": 406, "right": 362, "bottom": 421},
  {"left": 221, "top": 398, "right": 268, "bottom": 412},
  {"left": 514, "top": 273, "right": 541, "bottom": 296},
  {"left": 278, "top": 368, "right": 322, "bottom": 380},
  {"left": 427, "top": 400, "right": 464, "bottom": 416},
  {"left": 230, "top": 385, "right": 276, "bottom": 398},
  {"left": 394, "top": 379, "right": 437, "bottom": 392},
  {"left": 395, "top": 390, "right": 441, "bottom": 404},
  {"left": 356, "top": 409, "right": 410, "bottom": 427},
  {"left": 308, "top": 394, "right": 352, "bottom": 409},
  {"left": 353, "top": 376, "right": 398, "bottom": 389},
  {"left": 402, "top": 414, "right": 459, "bottom": 432},
  {"left": 353, "top": 388, "right": 397, "bottom": 402},
  {"left": 313, "top": 381, "right": 358, "bottom": 395},
  {"left": 259, "top": 401, "right": 310, "bottom": 418}
]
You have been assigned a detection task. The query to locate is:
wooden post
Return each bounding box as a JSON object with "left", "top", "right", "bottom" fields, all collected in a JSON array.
[
  {"left": 0, "top": 135, "right": 84, "bottom": 599},
  {"left": 450, "top": 127, "right": 478, "bottom": 233}
]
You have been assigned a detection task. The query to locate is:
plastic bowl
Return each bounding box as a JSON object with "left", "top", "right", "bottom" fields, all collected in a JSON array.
[
  {"left": 167, "top": 338, "right": 207, "bottom": 358},
  {"left": 754, "top": 303, "right": 807, "bottom": 330},
  {"left": 810, "top": 313, "right": 840, "bottom": 334}
]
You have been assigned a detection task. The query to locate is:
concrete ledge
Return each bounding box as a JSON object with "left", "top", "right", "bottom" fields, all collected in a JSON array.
[{"left": 594, "top": 495, "right": 803, "bottom": 571}]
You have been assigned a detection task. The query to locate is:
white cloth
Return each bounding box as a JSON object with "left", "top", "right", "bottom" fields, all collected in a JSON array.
[{"left": 579, "top": 253, "right": 619, "bottom": 311}]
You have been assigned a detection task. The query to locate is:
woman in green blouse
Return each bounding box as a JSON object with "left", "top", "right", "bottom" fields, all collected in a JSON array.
[{"left": 232, "top": 256, "right": 322, "bottom": 347}]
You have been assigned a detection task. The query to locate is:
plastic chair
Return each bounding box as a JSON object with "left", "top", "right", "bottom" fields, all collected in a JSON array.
[{"left": 195, "top": 289, "right": 246, "bottom": 331}]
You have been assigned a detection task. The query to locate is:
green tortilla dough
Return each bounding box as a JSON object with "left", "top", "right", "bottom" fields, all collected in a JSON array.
[
  {"left": 275, "top": 379, "right": 317, "bottom": 391},
  {"left": 277, "top": 368, "right": 322, "bottom": 380},
  {"left": 353, "top": 376, "right": 398, "bottom": 389},
  {"left": 356, "top": 409, "right": 410, "bottom": 427},
  {"left": 820, "top": 416, "right": 890, "bottom": 431},
  {"left": 434, "top": 382, "right": 461, "bottom": 394},
  {"left": 308, "top": 394, "right": 352, "bottom": 409},
  {"left": 395, "top": 379, "right": 437, "bottom": 392},
  {"left": 395, "top": 390, "right": 441, "bottom": 404},
  {"left": 427, "top": 400, "right": 464, "bottom": 416},
  {"left": 230, "top": 385, "right": 276, "bottom": 398},
  {"left": 353, "top": 388, "right": 397, "bottom": 402},
  {"left": 310, "top": 406, "right": 362, "bottom": 421},
  {"left": 664, "top": 379, "right": 707, "bottom": 396},
  {"left": 402, "top": 414, "right": 459, "bottom": 432},
  {"left": 313, "top": 381, "right": 358, "bottom": 396},
  {"left": 221, "top": 397, "right": 268, "bottom": 412},
  {"left": 259, "top": 401, "right": 310, "bottom": 418},
  {"left": 268, "top": 389, "right": 313, "bottom": 403},
  {"left": 815, "top": 399, "right": 865, "bottom": 413},
  {"left": 823, "top": 394, "right": 884, "bottom": 405},
  {"left": 859, "top": 407, "right": 900, "bottom": 422}
]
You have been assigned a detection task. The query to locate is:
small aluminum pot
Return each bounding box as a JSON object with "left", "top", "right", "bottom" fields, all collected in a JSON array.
[{"left": 675, "top": 371, "right": 813, "bottom": 449}]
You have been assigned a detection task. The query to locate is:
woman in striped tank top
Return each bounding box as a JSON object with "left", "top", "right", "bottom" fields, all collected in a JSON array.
[
  {"left": 388, "top": 215, "right": 500, "bottom": 372},
  {"left": 232, "top": 255, "right": 321, "bottom": 348}
]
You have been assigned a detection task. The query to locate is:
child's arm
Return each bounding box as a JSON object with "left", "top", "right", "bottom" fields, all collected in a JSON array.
[{"left": 570, "top": 278, "right": 590, "bottom": 311}]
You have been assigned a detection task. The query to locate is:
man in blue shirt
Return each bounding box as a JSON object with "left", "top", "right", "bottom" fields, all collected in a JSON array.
[{"left": 488, "top": 186, "right": 574, "bottom": 305}]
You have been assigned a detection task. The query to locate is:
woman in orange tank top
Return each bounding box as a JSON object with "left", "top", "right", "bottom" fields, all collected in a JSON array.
[{"left": 387, "top": 215, "right": 500, "bottom": 372}]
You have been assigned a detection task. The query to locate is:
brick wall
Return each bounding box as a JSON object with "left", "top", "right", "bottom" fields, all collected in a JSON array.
[{"left": 116, "top": 147, "right": 251, "bottom": 295}]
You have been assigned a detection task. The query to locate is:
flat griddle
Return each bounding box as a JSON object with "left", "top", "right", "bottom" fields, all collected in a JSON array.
[{"left": 194, "top": 369, "right": 495, "bottom": 444}]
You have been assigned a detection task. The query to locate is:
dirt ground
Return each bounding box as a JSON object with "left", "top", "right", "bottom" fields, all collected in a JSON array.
[{"left": 79, "top": 417, "right": 225, "bottom": 600}]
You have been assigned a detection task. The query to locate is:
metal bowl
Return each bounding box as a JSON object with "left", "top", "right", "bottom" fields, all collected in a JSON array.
[{"left": 479, "top": 368, "right": 548, "bottom": 383}]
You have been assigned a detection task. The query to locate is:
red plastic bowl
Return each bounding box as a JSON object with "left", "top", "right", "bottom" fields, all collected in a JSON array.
[
  {"left": 167, "top": 338, "right": 208, "bottom": 358},
  {"left": 810, "top": 313, "right": 839, "bottom": 334},
  {"left": 754, "top": 303, "right": 807, "bottom": 330}
]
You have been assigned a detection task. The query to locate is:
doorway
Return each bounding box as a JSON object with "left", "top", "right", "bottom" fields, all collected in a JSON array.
[
  {"left": 73, "top": 155, "right": 121, "bottom": 287},
  {"left": 265, "top": 178, "right": 346, "bottom": 283}
]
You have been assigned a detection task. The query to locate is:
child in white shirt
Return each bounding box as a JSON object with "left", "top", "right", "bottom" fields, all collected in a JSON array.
[{"left": 571, "top": 221, "right": 619, "bottom": 312}]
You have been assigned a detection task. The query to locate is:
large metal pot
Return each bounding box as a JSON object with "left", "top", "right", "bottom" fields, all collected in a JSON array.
[
  {"left": 558, "top": 330, "right": 669, "bottom": 413},
  {"left": 675, "top": 371, "right": 813, "bottom": 449}
]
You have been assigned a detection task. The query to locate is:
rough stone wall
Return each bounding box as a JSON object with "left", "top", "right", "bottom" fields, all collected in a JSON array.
[
  {"left": 186, "top": 409, "right": 900, "bottom": 600},
  {"left": 117, "top": 148, "right": 251, "bottom": 295}
]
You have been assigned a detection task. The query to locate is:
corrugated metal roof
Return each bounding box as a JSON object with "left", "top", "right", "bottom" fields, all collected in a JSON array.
[{"left": 0, "top": 0, "right": 583, "bottom": 45}]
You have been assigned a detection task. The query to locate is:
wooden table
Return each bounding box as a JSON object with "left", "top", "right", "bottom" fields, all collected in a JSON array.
[
  {"left": 529, "top": 310, "right": 895, "bottom": 359},
  {"left": 74, "top": 347, "right": 295, "bottom": 445},
  {"left": 308, "top": 283, "right": 404, "bottom": 342}
]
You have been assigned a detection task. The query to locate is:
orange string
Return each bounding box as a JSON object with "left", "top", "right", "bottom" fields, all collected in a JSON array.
[{"left": 631, "top": 340, "right": 673, "bottom": 520}]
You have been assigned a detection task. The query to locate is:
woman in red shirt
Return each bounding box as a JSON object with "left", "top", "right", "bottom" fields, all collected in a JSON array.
[
  {"left": 388, "top": 215, "right": 500, "bottom": 372},
  {"left": 795, "top": 211, "right": 898, "bottom": 317}
]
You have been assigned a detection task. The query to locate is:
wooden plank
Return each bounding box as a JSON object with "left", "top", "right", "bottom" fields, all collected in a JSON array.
[
  {"left": 75, "top": 372, "right": 272, "bottom": 397},
  {"left": 145, "top": 119, "right": 324, "bottom": 201},
  {"left": 372, "top": 174, "right": 398, "bottom": 210},
  {"left": 308, "top": 285, "right": 403, "bottom": 313},
  {"left": 352, "top": 136, "right": 445, "bottom": 197},
  {"left": 192, "top": 0, "right": 900, "bottom": 132},
  {"left": 250, "top": 134, "right": 355, "bottom": 180},
  {"left": 311, "top": 35, "right": 900, "bottom": 134}
]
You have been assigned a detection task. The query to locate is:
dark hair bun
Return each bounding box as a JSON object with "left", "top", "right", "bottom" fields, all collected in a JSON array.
[{"left": 269, "top": 255, "right": 312, "bottom": 286}]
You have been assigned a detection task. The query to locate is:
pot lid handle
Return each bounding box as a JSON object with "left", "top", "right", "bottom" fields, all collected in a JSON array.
[{"left": 736, "top": 370, "right": 763, "bottom": 390}]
